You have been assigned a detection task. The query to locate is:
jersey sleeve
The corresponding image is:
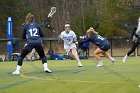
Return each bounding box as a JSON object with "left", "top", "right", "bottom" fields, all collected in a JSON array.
[
  {"left": 71, "top": 31, "right": 77, "bottom": 41},
  {"left": 59, "top": 32, "right": 64, "bottom": 39},
  {"left": 78, "top": 38, "right": 90, "bottom": 44},
  {"left": 71, "top": 31, "right": 76, "bottom": 37}
]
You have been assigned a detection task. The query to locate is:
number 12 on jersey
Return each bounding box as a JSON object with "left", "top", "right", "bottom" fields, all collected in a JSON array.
[
  {"left": 98, "top": 35, "right": 104, "bottom": 41},
  {"left": 29, "top": 28, "right": 38, "bottom": 37}
]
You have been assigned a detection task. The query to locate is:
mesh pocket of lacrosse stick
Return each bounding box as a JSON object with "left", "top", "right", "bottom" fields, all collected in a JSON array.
[{"left": 48, "top": 7, "right": 56, "bottom": 17}]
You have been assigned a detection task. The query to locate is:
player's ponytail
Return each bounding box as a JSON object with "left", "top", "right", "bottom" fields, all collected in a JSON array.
[
  {"left": 28, "top": 15, "right": 35, "bottom": 23},
  {"left": 22, "top": 13, "right": 32, "bottom": 26}
]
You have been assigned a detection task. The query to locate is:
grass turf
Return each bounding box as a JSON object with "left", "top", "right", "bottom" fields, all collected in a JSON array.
[{"left": 0, "top": 57, "right": 140, "bottom": 93}]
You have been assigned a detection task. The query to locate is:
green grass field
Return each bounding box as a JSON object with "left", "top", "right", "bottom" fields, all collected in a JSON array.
[{"left": 0, "top": 57, "right": 140, "bottom": 93}]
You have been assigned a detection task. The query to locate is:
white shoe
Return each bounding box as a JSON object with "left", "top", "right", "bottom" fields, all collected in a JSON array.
[
  {"left": 43, "top": 63, "right": 52, "bottom": 73},
  {"left": 111, "top": 59, "right": 115, "bottom": 64},
  {"left": 12, "top": 70, "right": 20, "bottom": 75},
  {"left": 122, "top": 58, "right": 126, "bottom": 63},
  {"left": 44, "top": 68, "right": 52, "bottom": 73},
  {"left": 123, "top": 55, "right": 127, "bottom": 63},
  {"left": 78, "top": 62, "right": 83, "bottom": 67},
  {"left": 97, "top": 62, "right": 103, "bottom": 67}
]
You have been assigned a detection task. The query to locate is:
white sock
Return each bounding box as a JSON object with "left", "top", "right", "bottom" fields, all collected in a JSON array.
[
  {"left": 124, "top": 54, "right": 128, "bottom": 59},
  {"left": 78, "top": 61, "right": 83, "bottom": 65},
  {"left": 78, "top": 61, "right": 81, "bottom": 64},
  {"left": 98, "top": 60, "right": 103, "bottom": 64},
  {"left": 43, "top": 63, "right": 49, "bottom": 70},
  {"left": 109, "top": 56, "right": 115, "bottom": 61},
  {"left": 16, "top": 65, "right": 21, "bottom": 71}
]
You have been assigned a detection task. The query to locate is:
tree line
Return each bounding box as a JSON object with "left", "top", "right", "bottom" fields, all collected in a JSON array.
[{"left": 0, "top": 0, "right": 139, "bottom": 38}]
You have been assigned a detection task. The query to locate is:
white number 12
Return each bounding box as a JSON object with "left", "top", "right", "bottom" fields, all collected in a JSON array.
[{"left": 29, "top": 28, "right": 38, "bottom": 36}]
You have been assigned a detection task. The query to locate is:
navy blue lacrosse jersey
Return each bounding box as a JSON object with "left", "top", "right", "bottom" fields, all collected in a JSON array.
[
  {"left": 79, "top": 34, "right": 110, "bottom": 51},
  {"left": 22, "top": 22, "right": 44, "bottom": 44}
]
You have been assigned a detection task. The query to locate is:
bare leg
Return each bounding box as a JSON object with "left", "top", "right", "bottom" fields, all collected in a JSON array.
[
  {"left": 102, "top": 52, "right": 115, "bottom": 64},
  {"left": 69, "top": 49, "right": 83, "bottom": 67},
  {"left": 94, "top": 48, "right": 104, "bottom": 67}
]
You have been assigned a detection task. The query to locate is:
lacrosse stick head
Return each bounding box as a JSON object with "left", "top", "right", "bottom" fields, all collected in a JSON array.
[{"left": 48, "top": 7, "right": 56, "bottom": 17}]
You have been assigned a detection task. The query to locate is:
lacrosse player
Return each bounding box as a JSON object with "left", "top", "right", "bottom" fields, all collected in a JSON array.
[
  {"left": 28, "top": 7, "right": 56, "bottom": 61},
  {"left": 12, "top": 14, "right": 52, "bottom": 74},
  {"left": 123, "top": 17, "right": 140, "bottom": 63},
  {"left": 59, "top": 22, "right": 83, "bottom": 67},
  {"left": 78, "top": 27, "right": 115, "bottom": 67},
  {"left": 22, "top": 13, "right": 36, "bottom": 62}
]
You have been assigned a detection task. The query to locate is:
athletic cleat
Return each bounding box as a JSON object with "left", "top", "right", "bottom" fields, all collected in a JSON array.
[
  {"left": 122, "top": 55, "right": 127, "bottom": 63},
  {"left": 45, "top": 69, "right": 52, "bottom": 73},
  {"left": 122, "top": 58, "right": 126, "bottom": 63},
  {"left": 97, "top": 62, "right": 103, "bottom": 67},
  {"left": 78, "top": 65, "right": 83, "bottom": 67},
  {"left": 12, "top": 70, "right": 20, "bottom": 75},
  {"left": 78, "top": 63, "right": 83, "bottom": 67},
  {"left": 111, "top": 59, "right": 115, "bottom": 64}
]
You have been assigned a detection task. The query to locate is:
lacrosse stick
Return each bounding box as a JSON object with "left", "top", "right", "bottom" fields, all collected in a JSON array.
[
  {"left": 42, "top": 7, "right": 56, "bottom": 32},
  {"left": 47, "top": 7, "right": 56, "bottom": 32},
  {"left": 48, "top": 7, "right": 56, "bottom": 17}
]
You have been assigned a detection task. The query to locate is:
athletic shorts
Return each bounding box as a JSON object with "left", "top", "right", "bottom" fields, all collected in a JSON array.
[
  {"left": 99, "top": 41, "right": 110, "bottom": 51},
  {"left": 64, "top": 43, "right": 77, "bottom": 54}
]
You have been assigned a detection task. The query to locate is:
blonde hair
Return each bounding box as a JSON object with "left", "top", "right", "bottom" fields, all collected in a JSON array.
[
  {"left": 87, "top": 27, "right": 98, "bottom": 35},
  {"left": 22, "top": 13, "right": 32, "bottom": 26},
  {"left": 28, "top": 14, "right": 35, "bottom": 22}
]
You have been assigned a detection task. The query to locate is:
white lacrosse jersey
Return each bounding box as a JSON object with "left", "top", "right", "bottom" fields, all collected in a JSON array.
[
  {"left": 60, "top": 30, "right": 77, "bottom": 53},
  {"left": 60, "top": 30, "right": 76, "bottom": 45}
]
